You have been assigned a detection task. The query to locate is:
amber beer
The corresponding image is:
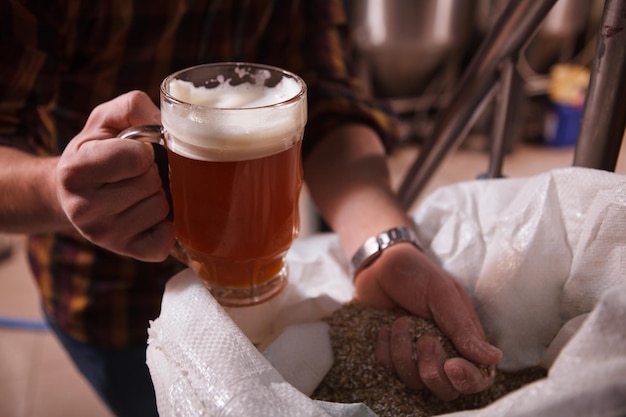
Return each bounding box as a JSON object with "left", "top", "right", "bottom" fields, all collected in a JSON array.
[
  {"left": 166, "top": 140, "right": 302, "bottom": 296},
  {"left": 160, "top": 63, "right": 307, "bottom": 306}
]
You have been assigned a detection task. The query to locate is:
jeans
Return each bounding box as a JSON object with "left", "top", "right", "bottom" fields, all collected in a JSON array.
[{"left": 44, "top": 313, "right": 159, "bottom": 417}]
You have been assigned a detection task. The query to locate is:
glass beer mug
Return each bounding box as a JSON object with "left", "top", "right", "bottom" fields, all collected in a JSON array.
[{"left": 120, "top": 63, "right": 307, "bottom": 307}]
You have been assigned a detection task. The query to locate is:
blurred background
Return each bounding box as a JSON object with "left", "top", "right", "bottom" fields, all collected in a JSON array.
[{"left": 347, "top": 0, "right": 603, "bottom": 150}]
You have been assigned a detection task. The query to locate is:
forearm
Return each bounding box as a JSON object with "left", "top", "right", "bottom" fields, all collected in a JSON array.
[
  {"left": 303, "top": 124, "right": 415, "bottom": 258},
  {"left": 0, "top": 146, "right": 72, "bottom": 233}
]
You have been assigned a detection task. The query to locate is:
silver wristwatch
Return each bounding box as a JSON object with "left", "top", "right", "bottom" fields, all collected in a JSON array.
[{"left": 350, "top": 226, "right": 422, "bottom": 276}]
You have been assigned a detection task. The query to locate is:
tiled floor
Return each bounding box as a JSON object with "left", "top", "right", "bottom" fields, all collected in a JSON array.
[
  {"left": 0, "top": 138, "right": 624, "bottom": 417},
  {"left": 0, "top": 233, "right": 114, "bottom": 417}
]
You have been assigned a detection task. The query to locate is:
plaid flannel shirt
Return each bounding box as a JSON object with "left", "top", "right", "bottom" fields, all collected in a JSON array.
[{"left": 0, "top": 0, "right": 398, "bottom": 347}]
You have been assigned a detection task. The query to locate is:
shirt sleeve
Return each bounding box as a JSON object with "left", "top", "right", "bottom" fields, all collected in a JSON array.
[
  {"left": 0, "top": 1, "right": 63, "bottom": 155},
  {"left": 299, "top": 0, "right": 400, "bottom": 158},
  {"left": 257, "top": 0, "right": 401, "bottom": 159}
]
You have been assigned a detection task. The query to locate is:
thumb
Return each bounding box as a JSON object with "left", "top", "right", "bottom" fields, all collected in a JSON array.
[
  {"left": 83, "top": 90, "right": 161, "bottom": 138},
  {"left": 430, "top": 282, "right": 503, "bottom": 366},
  {"left": 433, "top": 305, "right": 503, "bottom": 366}
]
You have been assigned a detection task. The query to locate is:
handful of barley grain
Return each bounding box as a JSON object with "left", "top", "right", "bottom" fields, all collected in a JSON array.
[{"left": 312, "top": 302, "right": 546, "bottom": 417}]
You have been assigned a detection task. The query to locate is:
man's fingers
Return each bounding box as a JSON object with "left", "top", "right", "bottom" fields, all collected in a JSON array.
[
  {"left": 376, "top": 316, "right": 499, "bottom": 401},
  {"left": 84, "top": 90, "right": 161, "bottom": 135},
  {"left": 389, "top": 317, "right": 424, "bottom": 391},
  {"left": 416, "top": 335, "right": 459, "bottom": 401},
  {"left": 61, "top": 162, "right": 163, "bottom": 225},
  {"left": 451, "top": 280, "right": 486, "bottom": 338},
  {"left": 125, "top": 220, "right": 175, "bottom": 262},
  {"left": 445, "top": 357, "right": 497, "bottom": 395},
  {"left": 374, "top": 325, "right": 393, "bottom": 369},
  {"left": 114, "top": 190, "right": 172, "bottom": 242},
  {"left": 54, "top": 91, "right": 174, "bottom": 262},
  {"left": 429, "top": 283, "right": 503, "bottom": 366},
  {"left": 67, "top": 138, "right": 155, "bottom": 184},
  {"left": 92, "top": 163, "right": 164, "bottom": 213}
]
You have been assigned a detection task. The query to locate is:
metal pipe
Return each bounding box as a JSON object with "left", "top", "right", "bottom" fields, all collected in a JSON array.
[
  {"left": 487, "top": 58, "right": 515, "bottom": 179},
  {"left": 398, "top": 0, "right": 558, "bottom": 209},
  {"left": 573, "top": 0, "right": 626, "bottom": 170}
]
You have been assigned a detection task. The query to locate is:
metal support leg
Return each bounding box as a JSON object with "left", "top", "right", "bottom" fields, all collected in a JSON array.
[
  {"left": 486, "top": 58, "right": 516, "bottom": 179},
  {"left": 398, "top": 0, "right": 558, "bottom": 209},
  {"left": 573, "top": 0, "right": 626, "bottom": 170}
]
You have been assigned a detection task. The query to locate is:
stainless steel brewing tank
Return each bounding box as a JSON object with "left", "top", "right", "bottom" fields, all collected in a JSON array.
[
  {"left": 525, "top": 0, "right": 597, "bottom": 72},
  {"left": 348, "top": 0, "right": 477, "bottom": 98}
]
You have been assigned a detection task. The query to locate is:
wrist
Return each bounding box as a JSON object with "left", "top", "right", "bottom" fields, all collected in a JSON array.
[{"left": 0, "top": 153, "right": 71, "bottom": 233}]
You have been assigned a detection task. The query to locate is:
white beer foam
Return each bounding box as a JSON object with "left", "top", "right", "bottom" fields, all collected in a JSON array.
[{"left": 162, "top": 72, "right": 306, "bottom": 161}]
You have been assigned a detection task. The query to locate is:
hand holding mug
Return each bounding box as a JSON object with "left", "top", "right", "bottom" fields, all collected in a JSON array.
[{"left": 56, "top": 91, "right": 175, "bottom": 262}]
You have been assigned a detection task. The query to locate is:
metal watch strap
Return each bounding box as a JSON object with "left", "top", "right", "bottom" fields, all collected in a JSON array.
[{"left": 350, "top": 226, "right": 422, "bottom": 276}]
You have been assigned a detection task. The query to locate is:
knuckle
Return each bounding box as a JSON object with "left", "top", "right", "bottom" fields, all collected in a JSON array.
[
  {"left": 140, "top": 196, "right": 170, "bottom": 228},
  {"left": 148, "top": 164, "right": 164, "bottom": 190},
  {"left": 391, "top": 316, "right": 412, "bottom": 338},
  {"left": 124, "top": 90, "right": 153, "bottom": 117},
  {"left": 89, "top": 100, "right": 109, "bottom": 118},
  {"left": 156, "top": 193, "right": 171, "bottom": 219},
  {"left": 129, "top": 223, "right": 173, "bottom": 262},
  {"left": 113, "top": 140, "right": 154, "bottom": 175},
  {"left": 420, "top": 368, "right": 442, "bottom": 384},
  {"left": 82, "top": 224, "right": 111, "bottom": 244},
  {"left": 63, "top": 196, "right": 94, "bottom": 225},
  {"left": 56, "top": 158, "right": 83, "bottom": 190},
  {"left": 125, "top": 90, "right": 150, "bottom": 106}
]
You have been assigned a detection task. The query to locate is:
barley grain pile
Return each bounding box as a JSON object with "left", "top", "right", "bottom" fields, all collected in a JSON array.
[{"left": 311, "top": 302, "right": 546, "bottom": 417}]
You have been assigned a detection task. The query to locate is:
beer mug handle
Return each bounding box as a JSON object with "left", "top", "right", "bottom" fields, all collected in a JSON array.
[
  {"left": 118, "top": 124, "right": 164, "bottom": 144},
  {"left": 117, "top": 124, "right": 196, "bottom": 270}
]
